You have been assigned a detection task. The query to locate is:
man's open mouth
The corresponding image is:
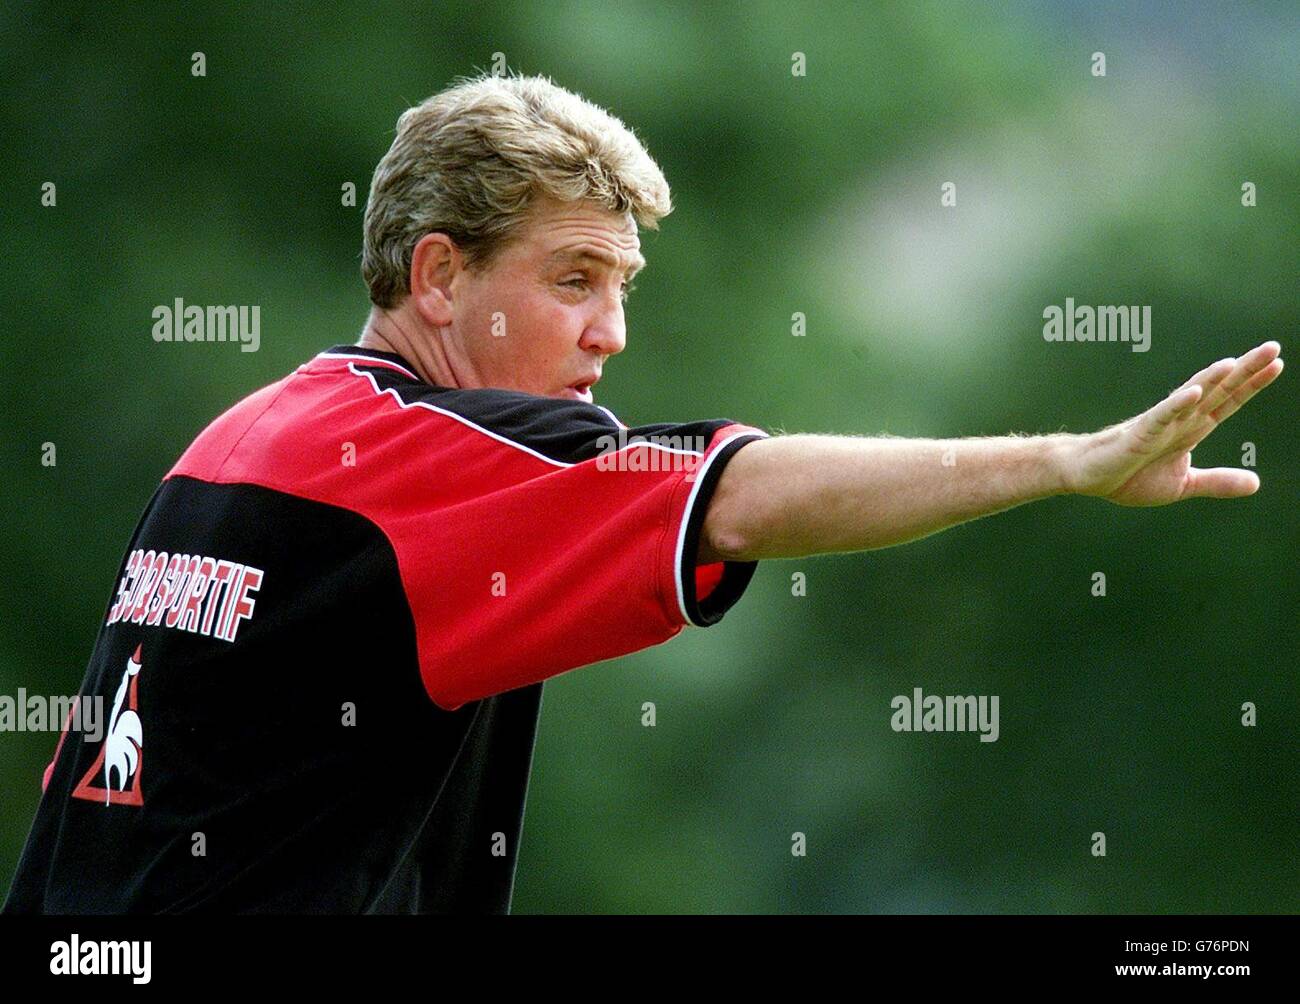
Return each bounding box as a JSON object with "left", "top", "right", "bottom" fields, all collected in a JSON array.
[{"left": 562, "top": 377, "right": 598, "bottom": 402}]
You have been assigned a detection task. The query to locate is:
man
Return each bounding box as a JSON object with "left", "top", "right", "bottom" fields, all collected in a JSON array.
[{"left": 4, "top": 73, "right": 1282, "bottom": 914}]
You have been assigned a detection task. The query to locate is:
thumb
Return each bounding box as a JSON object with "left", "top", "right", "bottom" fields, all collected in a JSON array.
[{"left": 1182, "top": 467, "right": 1260, "bottom": 499}]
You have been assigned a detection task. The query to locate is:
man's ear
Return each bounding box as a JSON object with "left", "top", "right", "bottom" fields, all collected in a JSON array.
[{"left": 408, "top": 233, "right": 458, "bottom": 328}]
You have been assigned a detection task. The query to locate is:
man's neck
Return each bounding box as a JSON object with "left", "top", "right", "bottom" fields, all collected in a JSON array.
[{"left": 357, "top": 307, "right": 461, "bottom": 389}]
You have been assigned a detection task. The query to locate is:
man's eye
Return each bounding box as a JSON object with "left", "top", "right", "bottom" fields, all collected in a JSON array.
[{"left": 561, "top": 276, "right": 635, "bottom": 300}]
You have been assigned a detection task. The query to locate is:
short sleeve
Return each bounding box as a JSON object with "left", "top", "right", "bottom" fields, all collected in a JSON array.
[
  {"left": 165, "top": 353, "right": 769, "bottom": 712},
  {"left": 373, "top": 389, "right": 769, "bottom": 709}
]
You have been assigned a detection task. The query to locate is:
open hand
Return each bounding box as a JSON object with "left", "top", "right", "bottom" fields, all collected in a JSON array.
[{"left": 1069, "top": 341, "right": 1284, "bottom": 505}]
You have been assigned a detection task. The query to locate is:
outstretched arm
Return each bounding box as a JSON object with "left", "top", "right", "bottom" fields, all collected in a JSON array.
[{"left": 700, "top": 341, "right": 1283, "bottom": 562}]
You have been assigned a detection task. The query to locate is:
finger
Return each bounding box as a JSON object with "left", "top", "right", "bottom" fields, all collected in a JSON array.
[
  {"left": 1141, "top": 383, "right": 1202, "bottom": 437},
  {"left": 1211, "top": 357, "right": 1284, "bottom": 423},
  {"left": 1200, "top": 341, "right": 1282, "bottom": 414},
  {"left": 1181, "top": 467, "right": 1260, "bottom": 500},
  {"left": 1191, "top": 358, "right": 1237, "bottom": 404},
  {"left": 1176, "top": 355, "right": 1236, "bottom": 395}
]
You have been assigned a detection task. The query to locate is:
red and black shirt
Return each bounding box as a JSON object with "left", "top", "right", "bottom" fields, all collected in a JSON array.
[{"left": 4, "top": 345, "right": 767, "bottom": 914}]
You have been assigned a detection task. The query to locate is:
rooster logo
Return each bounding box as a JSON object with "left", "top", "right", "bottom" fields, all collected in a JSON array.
[
  {"left": 72, "top": 644, "right": 146, "bottom": 806},
  {"left": 103, "top": 644, "right": 144, "bottom": 802}
]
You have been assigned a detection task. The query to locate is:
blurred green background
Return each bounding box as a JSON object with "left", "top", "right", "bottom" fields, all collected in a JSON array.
[{"left": 1, "top": 1, "right": 1295, "bottom": 913}]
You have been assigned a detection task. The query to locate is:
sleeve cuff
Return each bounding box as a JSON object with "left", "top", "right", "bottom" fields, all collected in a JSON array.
[{"left": 673, "top": 430, "right": 767, "bottom": 627}]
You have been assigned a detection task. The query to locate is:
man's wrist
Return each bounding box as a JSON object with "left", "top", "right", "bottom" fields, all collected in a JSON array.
[{"left": 1040, "top": 433, "right": 1084, "bottom": 497}]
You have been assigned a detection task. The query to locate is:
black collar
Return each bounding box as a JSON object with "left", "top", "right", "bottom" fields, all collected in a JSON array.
[{"left": 321, "top": 344, "right": 421, "bottom": 380}]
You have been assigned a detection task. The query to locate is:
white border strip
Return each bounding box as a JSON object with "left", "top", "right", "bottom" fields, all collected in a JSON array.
[
  {"left": 320, "top": 351, "right": 420, "bottom": 381},
  {"left": 596, "top": 405, "right": 627, "bottom": 430},
  {"left": 672, "top": 430, "right": 768, "bottom": 626},
  {"left": 346, "top": 363, "right": 575, "bottom": 467},
  {"left": 342, "top": 362, "right": 716, "bottom": 471}
]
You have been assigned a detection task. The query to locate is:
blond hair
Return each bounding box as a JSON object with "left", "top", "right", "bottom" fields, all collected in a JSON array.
[{"left": 362, "top": 72, "right": 673, "bottom": 308}]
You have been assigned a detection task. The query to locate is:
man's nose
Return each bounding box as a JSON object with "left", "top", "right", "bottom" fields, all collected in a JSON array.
[{"left": 580, "top": 298, "right": 626, "bottom": 357}]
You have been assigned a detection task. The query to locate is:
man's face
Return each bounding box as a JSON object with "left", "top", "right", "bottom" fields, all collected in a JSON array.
[{"left": 447, "top": 196, "right": 645, "bottom": 402}]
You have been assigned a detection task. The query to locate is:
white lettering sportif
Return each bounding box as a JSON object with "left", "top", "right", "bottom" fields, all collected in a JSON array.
[
  {"left": 106, "top": 548, "right": 264, "bottom": 643},
  {"left": 49, "top": 935, "right": 151, "bottom": 984}
]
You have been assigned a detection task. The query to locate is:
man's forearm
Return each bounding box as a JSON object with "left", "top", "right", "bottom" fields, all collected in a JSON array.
[{"left": 701, "top": 433, "right": 1077, "bottom": 562}]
